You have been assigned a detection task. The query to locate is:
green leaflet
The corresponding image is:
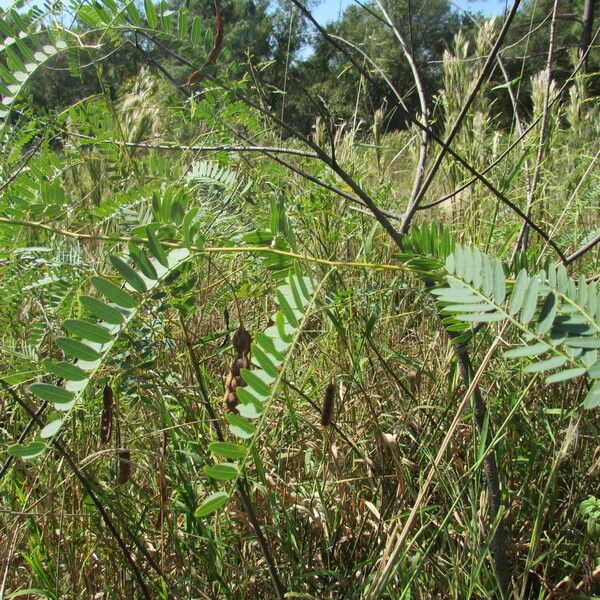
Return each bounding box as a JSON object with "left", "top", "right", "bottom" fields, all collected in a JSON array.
[
  {"left": 435, "top": 242, "right": 600, "bottom": 410},
  {"left": 56, "top": 337, "right": 102, "bottom": 362},
  {"left": 240, "top": 368, "right": 272, "bottom": 396},
  {"left": 509, "top": 269, "right": 528, "bottom": 315},
  {"left": 454, "top": 312, "right": 504, "bottom": 323},
  {"left": 276, "top": 288, "right": 300, "bottom": 328},
  {"left": 63, "top": 319, "right": 113, "bottom": 344},
  {"left": 254, "top": 332, "right": 285, "bottom": 362},
  {"left": 584, "top": 383, "right": 600, "bottom": 409},
  {"left": 237, "top": 390, "right": 265, "bottom": 419},
  {"left": 208, "top": 442, "right": 247, "bottom": 461},
  {"left": 545, "top": 368, "right": 587, "bottom": 384},
  {"left": 536, "top": 292, "right": 558, "bottom": 335},
  {"left": 109, "top": 255, "right": 147, "bottom": 292},
  {"left": 226, "top": 412, "right": 256, "bottom": 439},
  {"left": 520, "top": 277, "right": 539, "bottom": 325},
  {"left": 145, "top": 226, "right": 169, "bottom": 267},
  {"left": 8, "top": 246, "right": 193, "bottom": 457},
  {"left": 128, "top": 242, "right": 158, "bottom": 280},
  {"left": 91, "top": 277, "right": 136, "bottom": 309},
  {"left": 144, "top": 0, "right": 157, "bottom": 27},
  {"left": 191, "top": 16, "right": 202, "bottom": 46},
  {"left": 40, "top": 418, "right": 63, "bottom": 439},
  {"left": 481, "top": 255, "right": 494, "bottom": 297},
  {"left": 29, "top": 383, "right": 74, "bottom": 404},
  {"left": 236, "top": 385, "right": 267, "bottom": 407},
  {"left": 80, "top": 295, "right": 125, "bottom": 324},
  {"left": 204, "top": 463, "right": 238, "bottom": 481},
  {"left": 443, "top": 303, "right": 493, "bottom": 313},
  {"left": 177, "top": 9, "right": 188, "bottom": 39},
  {"left": 42, "top": 360, "right": 88, "bottom": 381},
  {"left": 588, "top": 362, "right": 600, "bottom": 379},
  {"left": 493, "top": 260, "right": 506, "bottom": 305},
  {"left": 251, "top": 345, "right": 280, "bottom": 378},
  {"left": 524, "top": 356, "right": 568, "bottom": 374},
  {"left": 195, "top": 492, "right": 229, "bottom": 517},
  {"left": 7, "top": 442, "right": 46, "bottom": 459},
  {"left": 125, "top": 0, "right": 142, "bottom": 24},
  {"left": 504, "top": 343, "right": 550, "bottom": 359}
]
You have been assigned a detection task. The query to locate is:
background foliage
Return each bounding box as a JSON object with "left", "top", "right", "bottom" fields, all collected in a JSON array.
[{"left": 0, "top": 0, "right": 599, "bottom": 598}]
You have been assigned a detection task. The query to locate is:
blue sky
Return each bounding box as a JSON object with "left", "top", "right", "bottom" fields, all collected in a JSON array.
[{"left": 311, "top": 0, "right": 511, "bottom": 24}]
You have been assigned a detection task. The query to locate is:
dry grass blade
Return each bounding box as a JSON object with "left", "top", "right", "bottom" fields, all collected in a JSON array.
[{"left": 367, "top": 323, "right": 510, "bottom": 598}]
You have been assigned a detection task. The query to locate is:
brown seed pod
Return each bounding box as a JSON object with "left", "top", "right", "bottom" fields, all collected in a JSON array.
[
  {"left": 186, "top": 0, "right": 223, "bottom": 86},
  {"left": 321, "top": 381, "right": 336, "bottom": 427},
  {"left": 100, "top": 385, "right": 113, "bottom": 444},
  {"left": 117, "top": 449, "right": 132, "bottom": 485},
  {"left": 224, "top": 325, "right": 252, "bottom": 413},
  {"left": 232, "top": 325, "right": 252, "bottom": 357}
]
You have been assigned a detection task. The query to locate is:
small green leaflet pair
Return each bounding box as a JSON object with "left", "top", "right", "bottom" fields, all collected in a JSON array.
[
  {"left": 195, "top": 269, "right": 317, "bottom": 518},
  {"left": 7, "top": 228, "right": 191, "bottom": 459},
  {"left": 434, "top": 244, "right": 600, "bottom": 409}
]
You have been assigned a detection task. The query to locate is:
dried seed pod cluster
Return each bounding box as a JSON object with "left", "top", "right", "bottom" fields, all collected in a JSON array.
[{"left": 224, "top": 325, "right": 252, "bottom": 414}]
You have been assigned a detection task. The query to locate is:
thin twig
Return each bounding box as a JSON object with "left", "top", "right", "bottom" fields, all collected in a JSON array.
[
  {"left": 402, "top": 0, "right": 522, "bottom": 234},
  {"left": 374, "top": 0, "right": 429, "bottom": 213},
  {"left": 64, "top": 130, "right": 320, "bottom": 158},
  {"left": 564, "top": 231, "right": 600, "bottom": 265},
  {"left": 418, "top": 25, "right": 600, "bottom": 213},
  {"left": 0, "top": 216, "right": 423, "bottom": 273}
]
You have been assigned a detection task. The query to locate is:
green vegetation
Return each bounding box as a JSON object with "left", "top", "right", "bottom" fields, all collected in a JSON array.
[{"left": 0, "top": 0, "right": 599, "bottom": 598}]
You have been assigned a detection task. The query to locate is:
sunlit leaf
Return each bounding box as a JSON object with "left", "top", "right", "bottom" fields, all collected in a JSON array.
[
  {"left": 91, "top": 277, "right": 137, "bottom": 309},
  {"left": 56, "top": 337, "right": 101, "bottom": 361},
  {"left": 208, "top": 441, "right": 246, "bottom": 460},
  {"left": 42, "top": 360, "right": 88, "bottom": 381},
  {"left": 204, "top": 463, "right": 238, "bottom": 481},
  {"left": 29, "top": 383, "right": 74, "bottom": 404},
  {"left": 63, "top": 319, "right": 113, "bottom": 344},
  {"left": 195, "top": 491, "right": 229, "bottom": 517},
  {"left": 7, "top": 442, "right": 47, "bottom": 459},
  {"left": 80, "top": 295, "right": 125, "bottom": 324},
  {"left": 109, "top": 255, "right": 147, "bottom": 292}
]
